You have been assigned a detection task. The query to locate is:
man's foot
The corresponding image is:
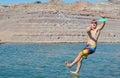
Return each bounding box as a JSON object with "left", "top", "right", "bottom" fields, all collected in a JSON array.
[
  {"left": 65, "top": 62, "right": 72, "bottom": 69},
  {"left": 70, "top": 71, "right": 79, "bottom": 75}
]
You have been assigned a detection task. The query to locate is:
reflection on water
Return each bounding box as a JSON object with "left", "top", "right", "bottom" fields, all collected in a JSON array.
[
  {"left": 0, "top": 43, "right": 120, "bottom": 78},
  {"left": 71, "top": 75, "right": 79, "bottom": 78}
]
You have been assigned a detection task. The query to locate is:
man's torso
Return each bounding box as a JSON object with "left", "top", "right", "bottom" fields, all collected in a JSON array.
[{"left": 87, "top": 27, "right": 100, "bottom": 46}]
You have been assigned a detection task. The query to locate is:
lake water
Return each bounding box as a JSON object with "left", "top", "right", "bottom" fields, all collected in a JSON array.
[{"left": 0, "top": 43, "right": 120, "bottom": 78}]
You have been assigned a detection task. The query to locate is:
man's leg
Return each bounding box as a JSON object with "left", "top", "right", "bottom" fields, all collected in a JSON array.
[
  {"left": 65, "top": 52, "right": 83, "bottom": 68},
  {"left": 70, "top": 58, "right": 83, "bottom": 75}
]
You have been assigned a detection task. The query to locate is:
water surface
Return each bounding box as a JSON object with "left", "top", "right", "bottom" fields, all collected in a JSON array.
[{"left": 0, "top": 43, "right": 120, "bottom": 78}]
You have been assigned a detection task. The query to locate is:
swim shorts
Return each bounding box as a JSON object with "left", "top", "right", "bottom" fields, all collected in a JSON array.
[{"left": 82, "top": 44, "right": 96, "bottom": 59}]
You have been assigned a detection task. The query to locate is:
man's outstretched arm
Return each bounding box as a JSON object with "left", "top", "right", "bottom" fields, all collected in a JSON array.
[
  {"left": 98, "top": 22, "right": 106, "bottom": 30},
  {"left": 98, "top": 12, "right": 107, "bottom": 30}
]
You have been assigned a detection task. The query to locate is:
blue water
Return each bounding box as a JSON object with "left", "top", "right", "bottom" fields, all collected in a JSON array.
[{"left": 0, "top": 43, "right": 120, "bottom": 78}]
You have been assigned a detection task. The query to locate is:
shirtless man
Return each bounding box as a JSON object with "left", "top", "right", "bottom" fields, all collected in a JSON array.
[{"left": 65, "top": 13, "right": 107, "bottom": 75}]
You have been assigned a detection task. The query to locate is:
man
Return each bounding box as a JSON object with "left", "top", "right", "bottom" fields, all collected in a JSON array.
[{"left": 65, "top": 13, "right": 107, "bottom": 75}]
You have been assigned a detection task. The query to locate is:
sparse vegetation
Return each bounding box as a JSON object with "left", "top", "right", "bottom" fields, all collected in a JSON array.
[{"left": 34, "top": 1, "right": 41, "bottom": 4}]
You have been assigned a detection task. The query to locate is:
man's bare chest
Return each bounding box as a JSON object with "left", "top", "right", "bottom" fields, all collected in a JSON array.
[{"left": 90, "top": 30, "right": 100, "bottom": 37}]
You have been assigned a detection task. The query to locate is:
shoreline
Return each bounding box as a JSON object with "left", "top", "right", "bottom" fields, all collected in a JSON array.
[{"left": 1, "top": 42, "right": 120, "bottom": 45}]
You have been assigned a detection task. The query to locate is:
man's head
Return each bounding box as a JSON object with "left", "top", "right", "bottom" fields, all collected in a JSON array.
[{"left": 91, "top": 19, "right": 97, "bottom": 29}]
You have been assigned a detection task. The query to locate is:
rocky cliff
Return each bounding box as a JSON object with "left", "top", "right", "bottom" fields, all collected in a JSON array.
[{"left": 0, "top": 2, "right": 120, "bottom": 43}]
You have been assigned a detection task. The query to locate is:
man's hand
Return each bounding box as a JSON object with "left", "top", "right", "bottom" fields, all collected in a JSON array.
[
  {"left": 100, "top": 12, "right": 106, "bottom": 18},
  {"left": 87, "top": 26, "right": 91, "bottom": 32}
]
